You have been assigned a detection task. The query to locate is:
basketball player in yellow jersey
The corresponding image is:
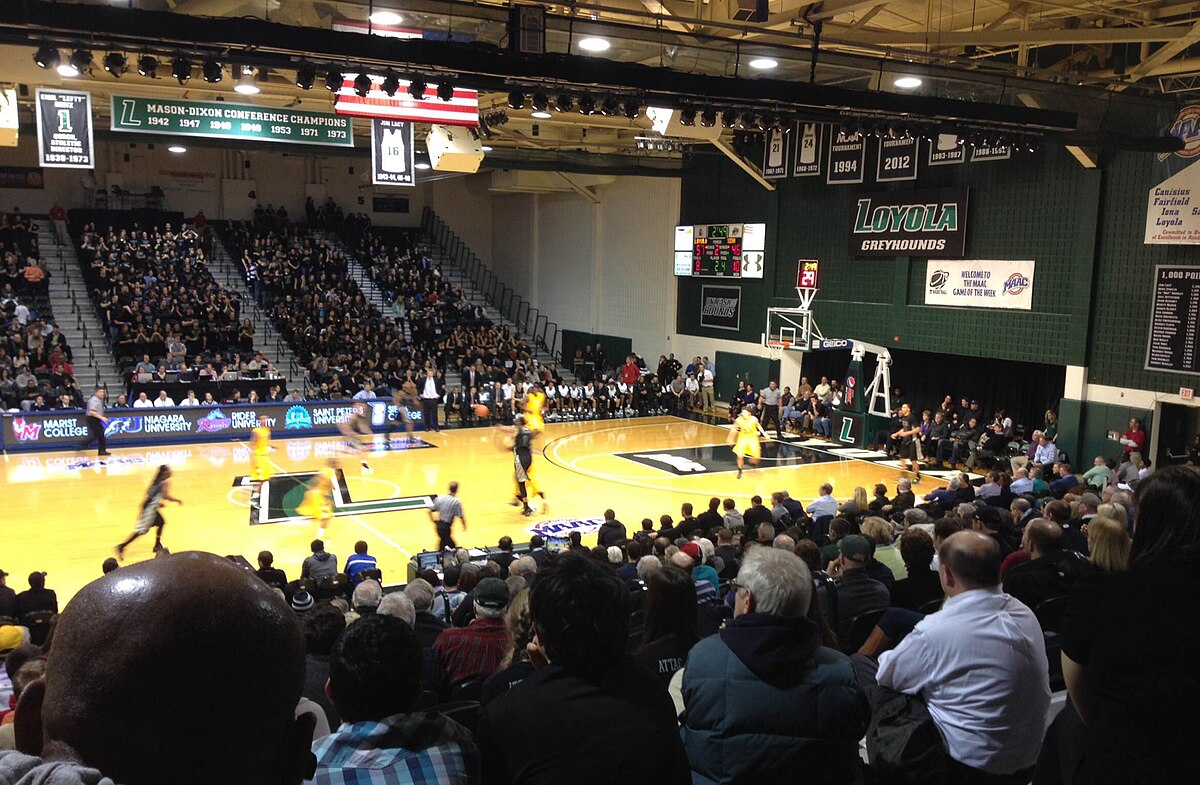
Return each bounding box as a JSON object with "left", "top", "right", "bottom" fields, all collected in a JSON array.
[
  {"left": 524, "top": 384, "right": 546, "bottom": 434},
  {"left": 730, "top": 404, "right": 766, "bottom": 479},
  {"left": 299, "top": 462, "right": 336, "bottom": 539},
  {"left": 249, "top": 416, "right": 273, "bottom": 482}
]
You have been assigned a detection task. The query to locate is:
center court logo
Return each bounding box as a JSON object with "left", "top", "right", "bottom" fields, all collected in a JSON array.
[
  {"left": 528, "top": 517, "right": 606, "bottom": 537},
  {"left": 285, "top": 405, "right": 313, "bottom": 429},
  {"left": 196, "top": 408, "right": 233, "bottom": 433},
  {"left": 1003, "top": 273, "right": 1030, "bottom": 295}
]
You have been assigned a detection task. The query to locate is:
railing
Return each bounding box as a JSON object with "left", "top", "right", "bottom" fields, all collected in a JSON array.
[{"left": 420, "top": 206, "right": 562, "bottom": 364}]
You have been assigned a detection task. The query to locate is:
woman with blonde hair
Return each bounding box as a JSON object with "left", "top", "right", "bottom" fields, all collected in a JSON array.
[
  {"left": 1087, "top": 506, "right": 1131, "bottom": 572},
  {"left": 480, "top": 588, "right": 534, "bottom": 706}
]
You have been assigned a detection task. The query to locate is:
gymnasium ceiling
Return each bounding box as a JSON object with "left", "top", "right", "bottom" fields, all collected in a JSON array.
[{"left": 1, "top": 0, "right": 1196, "bottom": 168}]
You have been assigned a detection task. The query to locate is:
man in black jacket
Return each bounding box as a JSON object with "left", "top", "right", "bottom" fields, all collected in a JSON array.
[
  {"left": 827, "top": 535, "right": 890, "bottom": 641},
  {"left": 417, "top": 368, "right": 445, "bottom": 433},
  {"left": 15, "top": 572, "right": 57, "bottom": 616},
  {"left": 477, "top": 553, "right": 690, "bottom": 785},
  {"left": 743, "top": 496, "right": 773, "bottom": 531},
  {"left": 596, "top": 510, "right": 627, "bottom": 548},
  {"left": 0, "top": 569, "right": 15, "bottom": 619},
  {"left": 696, "top": 497, "right": 724, "bottom": 537},
  {"left": 1002, "top": 519, "right": 1082, "bottom": 610}
]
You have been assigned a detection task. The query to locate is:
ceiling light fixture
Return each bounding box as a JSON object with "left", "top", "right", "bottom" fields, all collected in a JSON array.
[
  {"left": 172, "top": 55, "right": 191, "bottom": 85},
  {"left": 234, "top": 69, "right": 260, "bottom": 95},
  {"left": 353, "top": 73, "right": 373, "bottom": 97},
  {"left": 578, "top": 37, "right": 610, "bottom": 52},
  {"left": 894, "top": 76, "right": 923, "bottom": 89},
  {"left": 554, "top": 93, "right": 573, "bottom": 113},
  {"left": 295, "top": 62, "right": 316, "bottom": 90},
  {"left": 600, "top": 96, "right": 621, "bottom": 116},
  {"left": 137, "top": 55, "right": 158, "bottom": 78},
  {"left": 34, "top": 45, "right": 59, "bottom": 70},
  {"left": 748, "top": 57, "right": 778, "bottom": 70},
  {"left": 699, "top": 108, "right": 717, "bottom": 128},
  {"left": 324, "top": 68, "right": 344, "bottom": 91},
  {"left": 577, "top": 93, "right": 597, "bottom": 114},
  {"left": 507, "top": 89, "right": 525, "bottom": 109},
  {"left": 623, "top": 98, "right": 643, "bottom": 120},
  {"left": 368, "top": 10, "right": 404, "bottom": 25},
  {"left": 409, "top": 77, "right": 427, "bottom": 99},
  {"left": 202, "top": 56, "right": 223, "bottom": 83},
  {"left": 59, "top": 50, "right": 91, "bottom": 78},
  {"left": 103, "top": 52, "right": 127, "bottom": 77},
  {"left": 381, "top": 70, "right": 400, "bottom": 97},
  {"left": 168, "top": 145, "right": 187, "bottom": 154},
  {"left": 481, "top": 145, "right": 493, "bottom": 152},
  {"left": 437, "top": 81, "right": 455, "bottom": 101}
]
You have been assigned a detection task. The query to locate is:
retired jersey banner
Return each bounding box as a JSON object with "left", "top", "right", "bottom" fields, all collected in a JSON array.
[
  {"left": 877, "top": 136, "right": 918, "bottom": 182},
  {"left": 333, "top": 74, "right": 478, "bottom": 127},
  {"left": 762, "top": 127, "right": 788, "bottom": 179},
  {"left": 793, "top": 122, "right": 823, "bottom": 177},
  {"left": 827, "top": 132, "right": 866, "bottom": 184},
  {"left": 699, "top": 285, "right": 741, "bottom": 331},
  {"left": 928, "top": 134, "right": 965, "bottom": 166},
  {"left": 371, "top": 119, "right": 415, "bottom": 186},
  {"left": 1145, "top": 161, "right": 1200, "bottom": 244},
  {"left": 969, "top": 144, "right": 1011, "bottom": 162},
  {"left": 923, "top": 260, "right": 1035, "bottom": 310},
  {"left": 849, "top": 187, "right": 968, "bottom": 257}
]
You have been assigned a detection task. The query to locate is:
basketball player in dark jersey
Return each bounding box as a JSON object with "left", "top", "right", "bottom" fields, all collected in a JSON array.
[
  {"left": 338, "top": 400, "right": 374, "bottom": 473},
  {"left": 116, "top": 465, "right": 182, "bottom": 560},
  {"left": 508, "top": 415, "right": 546, "bottom": 517}
]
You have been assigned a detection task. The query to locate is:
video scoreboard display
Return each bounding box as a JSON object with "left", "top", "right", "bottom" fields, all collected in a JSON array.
[{"left": 674, "top": 223, "right": 766, "bottom": 278}]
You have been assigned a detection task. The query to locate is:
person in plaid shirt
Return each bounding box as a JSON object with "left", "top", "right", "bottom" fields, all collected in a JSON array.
[
  {"left": 433, "top": 578, "right": 510, "bottom": 690},
  {"left": 311, "top": 614, "right": 478, "bottom": 785}
]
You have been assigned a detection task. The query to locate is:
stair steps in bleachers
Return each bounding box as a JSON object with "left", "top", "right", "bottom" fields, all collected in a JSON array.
[
  {"left": 34, "top": 220, "right": 123, "bottom": 392},
  {"left": 312, "top": 230, "right": 398, "bottom": 321}
]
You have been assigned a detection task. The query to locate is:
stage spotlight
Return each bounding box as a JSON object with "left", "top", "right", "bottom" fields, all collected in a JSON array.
[
  {"left": 295, "top": 62, "right": 316, "bottom": 90},
  {"left": 324, "top": 68, "right": 344, "bottom": 91},
  {"left": 353, "top": 73, "right": 373, "bottom": 97},
  {"left": 531, "top": 90, "right": 550, "bottom": 112},
  {"left": 409, "top": 77, "right": 427, "bottom": 99},
  {"left": 554, "top": 93, "right": 573, "bottom": 113},
  {"left": 699, "top": 108, "right": 717, "bottom": 128},
  {"left": 171, "top": 56, "right": 191, "bottom": 85},
  {"left": 721, "top": 109, "right": 739, "bottom": 129},
  {"left": 234, "top": 68, "right": 260, "bottom": 95},
  {"left": 137, "top": 55, "right": 158, "bottom": 78},
  {"left": 507, "top": 89, "right": 525, "bottom": 109},
  {"left": 33, "top": 45, "right": 59, "bottom": 70},
  {"left": 600, "top": 95, "right": 620, "bottom": 116},
  {"left": 103, "top": 52, "right": 127, "bottom": 77},
  {"left": 381, "top": 71, "right": 400, "bottom": 97},
  {"left": 437, "top": 81, "right": 455, "bottom": 101},
  {"left": 202, "top": 56, "right": 223, "bottom": 83},
  {"left": 678, "top": 107, "right": 696, "bottom": 126},
  {"left": 623, "top": 98, "right": 643, "bottom": 120},
  {"left": 577, "top": 93, "right": 596, "bottom": 114},
  {"left": 59, "top": 49, "right": 92, "bottom": 78}
]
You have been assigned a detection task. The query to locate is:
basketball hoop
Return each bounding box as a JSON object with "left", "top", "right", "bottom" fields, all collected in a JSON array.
[{"left": 766, "top": 340, "right": 789, "bottom": 361}]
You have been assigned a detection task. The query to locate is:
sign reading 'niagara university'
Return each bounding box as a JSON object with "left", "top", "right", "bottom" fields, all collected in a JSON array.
[
  {"left": 848, "top": 187, "right": 969, "bottom": 257},
  {"left": 110, "top": 96, "right": 353, "bottom": 147}
]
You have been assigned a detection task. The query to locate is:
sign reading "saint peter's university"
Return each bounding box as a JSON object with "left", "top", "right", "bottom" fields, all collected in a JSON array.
[
  {"left": 110, "top": 96, "right": 353, "bottom": 147},
  {"left": 848, "top": 187, "right": 969, "bottom": 258}
]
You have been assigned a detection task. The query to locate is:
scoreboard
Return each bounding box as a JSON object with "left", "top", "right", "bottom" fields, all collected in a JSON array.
[{"left": 674, "top": 222, "right": 766, "bottom": 278}]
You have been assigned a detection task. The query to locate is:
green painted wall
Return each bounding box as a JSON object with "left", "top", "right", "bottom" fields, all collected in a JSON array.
[{"left": 677, "top": 144, "right": 1101, "bottom": 366}]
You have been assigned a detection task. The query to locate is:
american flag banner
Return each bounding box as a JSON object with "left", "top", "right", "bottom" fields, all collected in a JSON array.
[
  {"left": 331, "top": 20, "right": 423, "bottom": 39},
  {"left": 333, "top": 74, "right": 479, "bottom": 127}
]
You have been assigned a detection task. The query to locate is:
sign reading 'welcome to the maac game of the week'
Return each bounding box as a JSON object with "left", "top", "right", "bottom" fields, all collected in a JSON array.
[
  {"left": 110, "top": 96, "right": 353, "bottom": 147},
  {"left": 923, "top": 260, "right": 1035, "bottom": 310},
  {"left": 848, "top": 187, "right": 968, "bottom": 257}
]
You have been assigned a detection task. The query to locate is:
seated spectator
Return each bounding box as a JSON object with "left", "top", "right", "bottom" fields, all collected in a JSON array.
[
  {"left": 351, "top": 579, "right": 382, "bottom": 616},
  {"left": 433, "top": 564, "right": 468, "bottom": 622},
  {"left": 434, "top": 577, "right": 510, "bottom": 691},
  {"left": 820, "top": 517, "right": 851, "bottom": 566},
  {"left": 0, "top": 571, "right": 14, "bottom": 619},
  {"left": 477, "top": 553, "right": 690, "bottom": 784},
  {"left": 635, "top": 566, "right": 699, "bottom": 686},
  {"left": 479, "top": 587, "right": 536, "bottom": 707},
  {"left": 302, "top": 603, "right": 346, "bottom": 729},
  {"left": 806, "top": 482, "right": 839, "bottom": 520},
  {"left": 880, "top": 478, "right": 915, "bottom": 516},
  {"left": 862, "top": 516, "right": 906, "bottom": 580},
  {"left": 344, "top": 540, "right": 378, "bottom": 582},
  {"left": 596, "top": 510, "right": 627, "bottom": 548},
  {"left": 1051, "top": 463, "right": 1081, "bottom": 496},
  {"left": 742, "top": 495, "right": 772, "bottom": 531},
  {"left": 971, "top": 505, "right": 1019, "bottom": 558},
  {"left": 670, "top": 549, "right": 717, "bottom": 605},
  {"left": 923, "top": 476, "right": 960, "bottom": 513},
  {"left": 721, "top": 498, "right": 743, "bottom": 532},
  {"left": 14, "top": 572, "right": 56, "bottom": 617},
  {"left": 1086, "top": 513, "right": 1130, "bottom": 572},
  {"left": 301, "top": 539, "right": 338, "bottom": 580},
  {"left": 312, "top": 614, "right": 478, "bottom": 784},
  {"left": 696, "top": 497, "right": 723, "bottom": 536},
  {"left": 1002, "top": 518, "right": 1081, "bottom": 611},
  {"left": 256, "top": 550, "right": 287, "bottom": 587},
  {"left": 681, "top": 547, "right": 868, "bottom": 784},
  {"left": 873, "top": 531, "right": 1050, "bottom": 782},
  {"left": 826, "top": 535, "right": 890, "bottom": 640},
  {"left": 889, "top": 529, "right": 943, "bottom": 611},
  {"left": 0, "top": 552, "right": 316, "bottom": 785}
]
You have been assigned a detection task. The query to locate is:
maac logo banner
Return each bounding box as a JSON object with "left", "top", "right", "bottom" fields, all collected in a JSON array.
[
  {"left": 849, "top": 187, "right": 968, "bottom": 257},
  {"left": 923, "top": 260, "right": 1035, "bottom": 310}
]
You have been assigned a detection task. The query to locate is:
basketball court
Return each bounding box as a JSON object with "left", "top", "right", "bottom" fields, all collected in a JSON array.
[{"left": 1, "top": 414, "right": 963, "bottom": 603}]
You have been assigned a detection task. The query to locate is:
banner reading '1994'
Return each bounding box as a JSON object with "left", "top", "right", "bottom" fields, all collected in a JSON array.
[{"left": 110, "top": 96, "right": 353, "bottom": 147}]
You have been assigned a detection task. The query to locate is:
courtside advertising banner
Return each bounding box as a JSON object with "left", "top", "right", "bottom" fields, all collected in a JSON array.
[
  {"left": 699, "top": 285, "right": 741, "bottom": 331},
  {"left": 2, "top": 400, "right": 422, "bottom": 452},
  {"left": 849, "top": 187, "right": 968, "bottom": 257},
  {"left": 923, "top": 260, "right": 1035, "bottom": 310},
  {"left": 371, "top": 118, "right": 415, "bottom": 186},
  {"left": 35, "top": 88, "right": 95, "bottom": 168}
]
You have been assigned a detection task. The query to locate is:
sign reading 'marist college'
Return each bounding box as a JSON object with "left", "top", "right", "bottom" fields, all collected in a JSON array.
[
  {"left": 923, "top": 260, "right": 1035, "bottom": 310},
  {"left": 849, "top": 187, "right": 968, "bottom": 257},
  {"left": 110, "top": 96, "right": 354, "bottom": 147}
]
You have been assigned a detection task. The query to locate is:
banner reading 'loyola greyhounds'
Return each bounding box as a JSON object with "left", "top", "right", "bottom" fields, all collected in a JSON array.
[{"left": 849, "top": 187, "right": 968, "bottom": 257}]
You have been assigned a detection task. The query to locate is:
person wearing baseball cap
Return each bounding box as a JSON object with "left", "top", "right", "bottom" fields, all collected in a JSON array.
[
  {"left": 828, "top": 535, "right": 890, "bottom": 641},
  {"left": 433, "top": 577, "right": 510, "bottom": 691},
  {"left": 0, "top": 570, "right": 14, "bottom": 621}
]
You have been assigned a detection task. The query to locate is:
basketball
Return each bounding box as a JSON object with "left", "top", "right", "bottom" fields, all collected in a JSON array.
[{"left": 474, "top": 404, "right": 491, "bottom": 418}]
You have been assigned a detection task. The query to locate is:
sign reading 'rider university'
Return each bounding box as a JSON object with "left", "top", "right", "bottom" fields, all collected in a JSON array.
[
  {"left": 848, "top": 187, "right": 968, "bottom": 257},
  {"left": 109, "top": 96, "right": 354, "bottom": 147}
]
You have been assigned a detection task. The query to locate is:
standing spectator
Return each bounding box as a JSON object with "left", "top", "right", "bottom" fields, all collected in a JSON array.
[
  {"left": 419, "top": 368, "right": 445, "bottom": 433},
  {"left": 699, "top": 364, "right": 715, "bottom": 414},
  {"left": 301, "top": 539, "right": 338, "bottom": 580},
  {"left": 681, "top": 548, "right": 867, "bottom": 784},
  {"left": 1117, "top": 417, "right": 1146, "bottom": 457},
  {"left": 344, "top": 541, "right": 378, "bottom": 582},
  {"left": 312, "top": 615, "right": 478, "bottom": 785},
  {"left": 48, "top": 202, "right": 68, "bottom": 245},
  {"left": 758, "top": 380, "right": 783, "bottom": 438},
  {"left": 433, "top": 577, "right": 510, "bottom": 691},
  {"left": 477, "top": 553, "right": 690, "bottom": 784},
  {"left": 14, "top": 572, "right": 57, "bottom": 616}
]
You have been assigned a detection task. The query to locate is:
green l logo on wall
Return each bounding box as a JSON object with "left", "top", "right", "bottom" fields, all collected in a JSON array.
[
  {"left": 110, "top": 95, "right": 354, "bottom": 148},
  {"left": 233, "top": 471, "right": 432, "bottom": 525}
]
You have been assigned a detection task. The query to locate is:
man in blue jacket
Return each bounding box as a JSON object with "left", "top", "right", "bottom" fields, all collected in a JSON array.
[{"left": 680, "top": 547, "right": 869, "bottom": 784}]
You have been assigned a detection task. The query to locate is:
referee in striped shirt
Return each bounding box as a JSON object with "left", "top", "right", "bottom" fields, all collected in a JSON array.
[{"left": 430, "top": 481, "right": 467, "bottom": 552}]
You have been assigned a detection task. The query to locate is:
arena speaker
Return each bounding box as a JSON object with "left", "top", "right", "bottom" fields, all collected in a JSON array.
[{"left": 426, "top": 124, "right": 484, "bottom": 173}]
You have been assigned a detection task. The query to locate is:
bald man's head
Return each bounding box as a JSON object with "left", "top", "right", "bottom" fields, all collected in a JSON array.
[
  {"left": 938, "top": 531, "right": 1001, "bottom": 595},
  {"left": 1022, "top": 518, "right": 1062, "bottom": 558},
  {"left": 27, "top": 552, "right": 313, "bottom": 785}
]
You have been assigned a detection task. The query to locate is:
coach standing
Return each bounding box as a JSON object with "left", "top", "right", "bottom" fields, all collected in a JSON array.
[
  {"left": 760, "top": 380, "right": 783, "bottom": 439},
  {"left": 78, "top": 387, "right": 111, "bottom": 457},
  {"left": 430, "top": 481, "right": 467, "bottom": 551},
  {"left": 419, "top": 367, "right": 444, "bottom": 433}
]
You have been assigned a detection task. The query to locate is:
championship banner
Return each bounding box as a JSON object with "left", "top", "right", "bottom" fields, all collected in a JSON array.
[
  {"left": 793, "top": 122, "right": 823, "bottom": 177},
  {"left": 699, "top": 285, "right": 741, "bottom": 331},
  {"left": 849, "top": 187, "right": 968, "bottom": 257},
  {"left": 827, "top": 132, "right": 866, "bottom": 184},
  {"left": 923, "top": 260, "right": 1035, "bottom": 310},
  {"left": 35, "top": 89, "right": 95, "bottom": 169},
  {"left": 877, "top": 136, "right": 918, "bottom": 182},
  {"left": 762, "top": 127, "right": 788, "bottom": 179},
  {"left": 928, "top": 134, "right": 965, "bottom": 166},
  {"left": 333, "top": 74, "right": 478, "bottom": 127},
  {"left": 110, "top": 96, "right": 353, "bottom": 147},
  {"left": 2, "top": 400, "right": 422, "bottom": 452},
  {"left": 371, "top": 119, "right": 415, "bottom": 186}
]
